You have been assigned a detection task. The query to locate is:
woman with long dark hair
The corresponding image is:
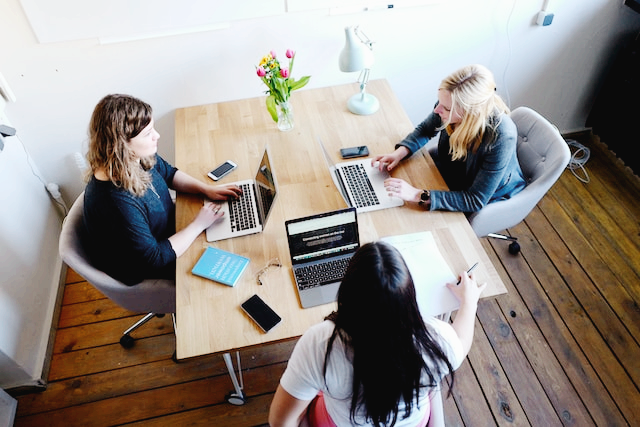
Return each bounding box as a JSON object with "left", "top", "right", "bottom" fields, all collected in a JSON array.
[{"left": 269, "top": 241, "right": 486, "bottom": 426}]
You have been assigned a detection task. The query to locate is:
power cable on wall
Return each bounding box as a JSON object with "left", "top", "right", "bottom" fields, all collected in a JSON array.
[
  {"left": 501, "top": 0, "right": 517, "bottom": 109},
  {"left": 14, "top": 134, "right": 69, "bottom": 216},
  {"left": 501, "top": 2, "right": 590, "bottom": 184},
  {"left": 565, "top": 139, "right": 590, "bottom": 183}
]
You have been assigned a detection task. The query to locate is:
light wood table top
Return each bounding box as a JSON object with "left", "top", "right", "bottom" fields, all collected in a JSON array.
[{"left": 174, "top": 79, "right": 507, "bottom": 360}]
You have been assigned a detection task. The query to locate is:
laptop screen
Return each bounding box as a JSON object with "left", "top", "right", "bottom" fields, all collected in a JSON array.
[
  {"left": 255, "top": 148, "right": 277, "bottom": 226},
  {"left": 316, "top": 137, "right": 351, "bottom": 207},
  {"left": 286, "top": 208, "right": 359, "bottom": 264}
]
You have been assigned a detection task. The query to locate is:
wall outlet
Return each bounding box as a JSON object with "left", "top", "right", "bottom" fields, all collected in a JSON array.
[{"left": 536, "top": 11, "right": 554, "bottom": 26}]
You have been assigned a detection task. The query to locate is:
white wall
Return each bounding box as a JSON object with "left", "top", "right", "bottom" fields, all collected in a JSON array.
[
  {"left": 0, "top": 0, "right": 639, "bottom": 387},
  {"left": 1, "top": 0, "right": 639, "bottom": 204},
  {"left": 0, "top": 109, "right": 63, "bottom": 389}
]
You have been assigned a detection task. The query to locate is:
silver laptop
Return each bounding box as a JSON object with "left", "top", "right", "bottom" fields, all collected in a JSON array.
[
  {"left": 317, "top": 137, "right": 403, "bottom": 213},
  {"left": 285, "top": 207, "right": 359, "bottom": 308},
  {"left": 205, "top": 147, "right": 278, "bottom": 242}
]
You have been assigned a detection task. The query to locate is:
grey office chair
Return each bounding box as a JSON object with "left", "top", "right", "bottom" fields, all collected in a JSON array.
[
  {"left": 59, "top": 193, "right": 247, "bottom": 404},
  {"left": 467, "top": 107, "right": 571, "bottom": 253},
  {"left": 58, "top": 192, "right": 176, "bottom": 349},
  {"left": 426, "top": 107, "right": 570, "bottom": 254}
]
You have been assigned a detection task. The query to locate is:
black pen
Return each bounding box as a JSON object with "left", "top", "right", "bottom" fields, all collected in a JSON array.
[{"left": 457, "top": 262, "right": 479, "bottom": 284}]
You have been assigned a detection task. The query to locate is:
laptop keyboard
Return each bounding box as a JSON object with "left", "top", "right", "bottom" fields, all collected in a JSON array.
[
  {"left": 342, "top": 164, "right": 380, "bottom": 208},
  {"left": 229, "top": 183, "right": 256, "bottom": 231},
  {"left": 295, "top": 257, "right": 351, "bottom": 290}
]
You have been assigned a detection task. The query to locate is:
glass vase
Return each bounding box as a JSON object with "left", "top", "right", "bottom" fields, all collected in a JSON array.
[{"left": 276, "top": 101, "right": 294, "bottom": 131}]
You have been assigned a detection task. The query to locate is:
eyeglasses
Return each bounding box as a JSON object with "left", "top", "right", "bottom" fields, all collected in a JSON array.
[{"left": 256, "top": 258, "right": 281, "bottom": 285}]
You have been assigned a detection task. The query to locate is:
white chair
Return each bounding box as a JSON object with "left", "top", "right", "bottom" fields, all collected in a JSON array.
[
  {"left": 468, "top": 107, "right": 570, "bottom": 253},
  {"left": 426, "top": 107, "right": 570, "bottom": 254},
  {"left": 58, "top": 192, "right": 176, "bottom": 348},
  {"left": 427, "top": 387, "right": 445, "bottom": 427},
  {"left": 59, "top": 193, "right": 247, "bottom": 405}
]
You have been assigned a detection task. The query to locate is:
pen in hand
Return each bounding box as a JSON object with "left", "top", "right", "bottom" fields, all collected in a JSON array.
[{"left": 457, "top": 262, "right": 479, "bottom": 284}]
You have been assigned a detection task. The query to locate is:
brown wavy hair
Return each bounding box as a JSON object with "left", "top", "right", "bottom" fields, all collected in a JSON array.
[{"left": 85, "top": 94, "right": 156, "bottom": 196}]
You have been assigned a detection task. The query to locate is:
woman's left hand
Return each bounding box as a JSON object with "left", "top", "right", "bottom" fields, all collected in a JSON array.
[
  {"left": 203, "top": 184, "right": 242, "bottom": 201},
  {"left": 384, "top": 177, "right": 421, "bottom": 203}
]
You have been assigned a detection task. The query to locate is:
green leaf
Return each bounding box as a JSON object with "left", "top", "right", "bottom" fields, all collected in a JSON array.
[
  {"left": 266, "top": 95, "right": 278, "bottom": 122},
  {"left": 276, "top": 78, "right": 289, "bottom": 101},
  {"left": 289, "top": 75, "right": 311, "bottom": 91}
]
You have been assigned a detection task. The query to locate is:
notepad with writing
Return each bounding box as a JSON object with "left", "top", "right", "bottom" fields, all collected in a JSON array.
[
  {"left": 191, "top": 246, "right": 250, "bottom": 287},
  {"left": 381, "top": 232, "right": 459, "bottom": 318}
]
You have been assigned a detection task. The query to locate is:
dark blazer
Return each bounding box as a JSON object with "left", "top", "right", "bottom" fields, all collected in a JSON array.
[{"left": 397, "top": 111, "right": 526, "bottom": 213}]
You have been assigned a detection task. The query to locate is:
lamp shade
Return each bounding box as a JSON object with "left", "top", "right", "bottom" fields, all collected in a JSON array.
[{"left": 339, "top": 26, "right": 374, "bottom": 72}]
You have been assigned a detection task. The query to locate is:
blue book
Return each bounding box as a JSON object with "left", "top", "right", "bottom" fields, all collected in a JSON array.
[{"left": 191, "top": 246, "right": 250, "bottom": 287}]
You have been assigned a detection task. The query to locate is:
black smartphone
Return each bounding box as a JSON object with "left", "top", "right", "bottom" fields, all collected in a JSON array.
[
  {"left": 241, "top": 294, "right": 282, "bottom": 333},
  {"left": 340, "top": 145, "right": 369, "bottom": 159},
  {"left": 207, "top": 160, "right": 237, "bottom": 181}
]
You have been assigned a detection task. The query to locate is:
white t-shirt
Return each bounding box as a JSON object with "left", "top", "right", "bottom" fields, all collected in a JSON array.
[{"left": 280, "top": 317, "right": 464, "bottom": 426}]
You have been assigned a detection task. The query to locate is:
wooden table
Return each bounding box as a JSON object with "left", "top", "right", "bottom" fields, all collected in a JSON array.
[{"left": 174, "top": 80, "right": 507, "bottom": 363}]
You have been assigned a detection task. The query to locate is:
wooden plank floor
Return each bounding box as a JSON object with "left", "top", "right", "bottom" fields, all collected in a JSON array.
[{"left": 11, "top": 133, "right": 640, "bottom": 426}]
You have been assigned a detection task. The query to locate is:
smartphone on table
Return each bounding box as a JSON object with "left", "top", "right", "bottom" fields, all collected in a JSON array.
[
  {"left": 208, "top": 160, "right": 237, "bottom": 181},
  {"left": 340, "top": 145, "right": 369, "bottom": 159},
  {"left": 241, "top": 294, "right": 282, "bottom": 333}
]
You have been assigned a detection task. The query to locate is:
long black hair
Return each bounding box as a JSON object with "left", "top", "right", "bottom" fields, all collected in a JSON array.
[{"left": 324, "top": 241, "right": 454, "bottom": 426}]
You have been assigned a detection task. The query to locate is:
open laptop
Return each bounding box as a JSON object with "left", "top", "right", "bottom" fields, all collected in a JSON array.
[
  {"left": 285, "top": 207, "right": 359, "bottom": 308},
  {"left": 205, "top": 147, "right": 278, "bottom": 242},
  {"left": 317, "top": 137, "right": 403, "bottom": 213}
]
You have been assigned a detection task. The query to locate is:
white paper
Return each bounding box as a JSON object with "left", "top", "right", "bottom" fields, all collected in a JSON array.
[{"left": 381, "top": 232, "right": 460, "bottom": 318}]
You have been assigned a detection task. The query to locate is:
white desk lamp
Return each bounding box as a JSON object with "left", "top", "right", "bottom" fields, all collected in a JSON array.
[{"left": 339, "top": 26, "right": 379, "bottom": 115}]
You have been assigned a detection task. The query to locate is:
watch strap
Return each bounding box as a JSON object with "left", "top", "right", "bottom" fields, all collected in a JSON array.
[{"left": 418, "top": 189, "right": 431, "bottom": 205}]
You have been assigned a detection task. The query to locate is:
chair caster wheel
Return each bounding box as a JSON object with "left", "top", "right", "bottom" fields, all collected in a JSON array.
[
  {"left": 226, "top": 392, "right": 246, "bottom": 406},
  {"left": 508, "top": 241, "right": 521, "bottom": 255},
  {"left": 119, "top": 334, "right": 135, "bottom": 348}
]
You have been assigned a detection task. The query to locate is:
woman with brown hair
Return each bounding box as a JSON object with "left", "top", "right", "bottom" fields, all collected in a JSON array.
[{"left": 83, "top": 94, "right": 241, "bottom": 285}]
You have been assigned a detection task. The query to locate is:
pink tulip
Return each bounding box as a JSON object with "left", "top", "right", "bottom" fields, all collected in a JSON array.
[
  {"left": 286, "top": 49, "right": 295, "bottom": 59},
  {"left": 270, "top": 50, "right": 277, "bottom": 59},
  {"left": 256, "top": 67, "right": 266, "bottom": 77},
  {"left": 280, "top": 68, "right": 289, "bottom": 78}
]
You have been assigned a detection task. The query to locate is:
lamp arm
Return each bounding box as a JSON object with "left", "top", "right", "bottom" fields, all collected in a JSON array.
[
  {"left": 353, "top": 26, "right": 374, "bottom": 50},
  {"left": 358, "top": 68, "right": 371, "bottom": 94}
]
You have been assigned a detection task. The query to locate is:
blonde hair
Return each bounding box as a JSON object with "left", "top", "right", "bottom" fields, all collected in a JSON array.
[
  {"left": 439, "top": 64, "right": 510, "bottom": 161},
  {"left": 85, "top": 94, "right": 156, "bottom": 196}
]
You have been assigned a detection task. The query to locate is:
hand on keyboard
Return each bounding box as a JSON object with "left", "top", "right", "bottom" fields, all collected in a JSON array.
[
  {"left": 196, "top": 202, "right": 225, "bottom": 230},
  {"left": 383, "top": 177, "right": 421, "bottom": 203}
]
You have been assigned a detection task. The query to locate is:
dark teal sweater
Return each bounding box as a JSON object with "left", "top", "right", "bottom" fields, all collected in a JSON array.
[{"left": 83, "top": 155, "right": 178, "bottom": 285}]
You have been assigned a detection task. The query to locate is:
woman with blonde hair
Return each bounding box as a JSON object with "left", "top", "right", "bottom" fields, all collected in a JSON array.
[
  {"left": 83, "top": 94, "right": 241, "bottom": 285},
  {"left": 374, "top": 64, "right": 525, "bottom": 212}
]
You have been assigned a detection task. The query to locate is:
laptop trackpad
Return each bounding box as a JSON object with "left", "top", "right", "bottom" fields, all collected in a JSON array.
[
  {"left": 301, "top": 282, "right": 340, "bottom": 308},
  {"left": 322, "top": 282, "right": 340, "bottom": 302}
]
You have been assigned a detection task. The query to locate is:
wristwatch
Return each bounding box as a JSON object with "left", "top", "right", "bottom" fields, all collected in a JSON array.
[{"left": 418, "top": 189, "right": 431, "bottom": 206}]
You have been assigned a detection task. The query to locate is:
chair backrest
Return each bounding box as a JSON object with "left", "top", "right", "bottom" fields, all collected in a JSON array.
[
  {"left": 427, "top": 387, "right": 445, "bottom": 427},
  {"left": 58, "top": 193, "right": 176, "bottom": 314},
  {"left": 468, "top": 106, "right": 571, "bottom": 237}
]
